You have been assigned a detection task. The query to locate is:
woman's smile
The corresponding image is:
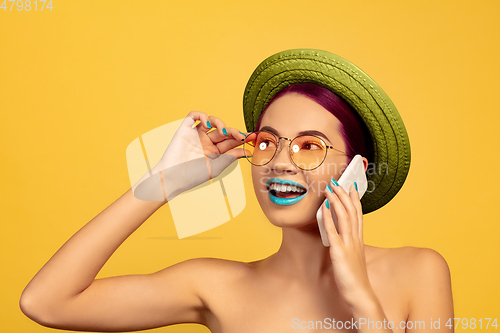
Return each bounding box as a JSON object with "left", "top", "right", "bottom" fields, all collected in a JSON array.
[{"left": 266, "top": 178, "right": 308, "bottom": 206}]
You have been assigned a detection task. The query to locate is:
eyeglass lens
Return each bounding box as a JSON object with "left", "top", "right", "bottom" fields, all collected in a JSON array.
[{"left": 243, "top": 132, "right": 327, "bottom": 170}]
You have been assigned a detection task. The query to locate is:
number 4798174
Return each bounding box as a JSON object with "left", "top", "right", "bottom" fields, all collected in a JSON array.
[
  {"left": 1, "top": 0, "right": 53, "bottom": 11},
  {"left": 446, "top": 318, "right": 498, "bottom": 330}
]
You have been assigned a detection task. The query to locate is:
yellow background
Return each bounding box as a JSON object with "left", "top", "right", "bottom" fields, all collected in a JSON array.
[{"left": 1, "top": 1, "right": 499, "bottom": 332}]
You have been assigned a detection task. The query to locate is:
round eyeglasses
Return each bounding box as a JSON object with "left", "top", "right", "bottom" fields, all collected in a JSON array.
[{"left": 243, "top": 131, "right": 353, "bottom": 171}]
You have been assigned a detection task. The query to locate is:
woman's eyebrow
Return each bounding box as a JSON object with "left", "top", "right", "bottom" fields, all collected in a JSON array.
[
  {"left": 259, "top": 126, "right": 279, "bottom": 136},
  {"left": 297, "top": 130, "right": 331, "bottom": 142},
  {"left": 259, "top": 126, "right": 331, "bottom": 142}
]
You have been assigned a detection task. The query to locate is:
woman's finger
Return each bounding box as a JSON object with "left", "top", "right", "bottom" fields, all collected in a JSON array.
[
  {"left": 187, "top": 111, "right": 212, "bottom": 133},
  {"left": 186, "top": 112, "right": 250, "bottom": 159},
  {"left": 329, "top": 180, "right": 359, "bottom": 236},
  {"left": 205, "top": 115, "right": 229, "bottom": 141},
  {"left": 224, "top": 147, "right": 251, "bottom": 159},
  {"left": 321, "top": 199, "right": 341, "bottom": 246},
  {"left": 214, "top": 128, "right": 247, "bottom": 153},
  {"left": 349, "top": 182, "right": 364, "bottom": 242},
  {"left": 346, "top": 183, "right": 361, "bottom": 238},
  {"left": 325, "top": 184, "right": 351, "bottom": 241}
]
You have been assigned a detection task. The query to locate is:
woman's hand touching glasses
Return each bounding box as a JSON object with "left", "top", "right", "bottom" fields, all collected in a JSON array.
[{"left": 132, "top": 111, "right": 249, "bottom": 202}]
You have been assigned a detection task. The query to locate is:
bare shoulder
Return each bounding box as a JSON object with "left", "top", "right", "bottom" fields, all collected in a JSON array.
[
  {"left": 160, "top": 257, "right": 254, "bottom": 294},
  {"left": 366, "top": 245, "right": 452, "bottom": 293},
  {"left": 170, "top": 257, "right": 253, "bottom": 276},
  {"left": 366, "top": 246, "right": 453, "bottom": 318},
  {"left": 162, "top": 257, "right": 254, "bottom": 323},
  {"left": 367, "top": 245, "right": 450, "bottom": 274},
  {"left": 398, "top": 247, "right": 451, "bottom": 287}
]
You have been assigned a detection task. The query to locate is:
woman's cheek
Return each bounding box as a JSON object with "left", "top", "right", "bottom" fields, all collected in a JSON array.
[{"left": 251, "top": 168, "right": 269, "bottom": 201}]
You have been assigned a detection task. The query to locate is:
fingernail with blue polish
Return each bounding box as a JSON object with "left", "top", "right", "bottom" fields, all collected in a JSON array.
[
  {"left": 331, "top": 178, "right": 339, "bottom": 186},
  {"left": 207, "top": 121, "right": 211, "bottom": 129},
  {"left": 354, "top": 181, "right": 358, "bottom": 192},
  {"left": 325, "top": 200, "right": 330, "bottom": 209},
  {"left": 326, "top": 184, "right": 333, "bottom": 193},
  {"left": 223, "top": 128, "right": 227, "bottom": 136}
]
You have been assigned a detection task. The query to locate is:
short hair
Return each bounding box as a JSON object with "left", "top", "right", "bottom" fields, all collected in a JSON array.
[{"left": 255, "top": 83, "right": 374, "bottom": 164}]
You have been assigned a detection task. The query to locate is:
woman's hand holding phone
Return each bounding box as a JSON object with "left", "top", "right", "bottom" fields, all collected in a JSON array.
[
  {"left": 132, "top": 111, "right": 249, "bottom": 202},
  {"left": 321, "top": 183, "right": 390, "bottom": 326}
]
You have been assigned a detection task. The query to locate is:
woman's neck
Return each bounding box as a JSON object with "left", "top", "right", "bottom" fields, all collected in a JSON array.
[{"left": 264, "top": 222, "right": 334, "bottom": 282}]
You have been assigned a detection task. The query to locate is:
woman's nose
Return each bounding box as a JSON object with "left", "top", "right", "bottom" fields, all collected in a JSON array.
[{"left": 271, "top": 141, "right": 297, "bottom": 173}]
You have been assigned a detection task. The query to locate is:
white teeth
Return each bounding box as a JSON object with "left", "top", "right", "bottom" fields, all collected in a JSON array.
[{"left": 269, "top": 183, "right": 305, "bottom": 193}]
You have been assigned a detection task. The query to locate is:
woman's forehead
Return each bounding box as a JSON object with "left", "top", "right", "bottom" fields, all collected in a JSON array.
[{"left": 259, "top": 93, "right": 343, "bottom": 138}]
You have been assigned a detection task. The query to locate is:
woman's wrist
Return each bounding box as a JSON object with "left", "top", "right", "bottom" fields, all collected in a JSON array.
[
  {"left": 346, "top": 287, "right": 382, "bottom": 319},
  {"left": 128, "top": 187, "right": 167, "bottom": 210}
]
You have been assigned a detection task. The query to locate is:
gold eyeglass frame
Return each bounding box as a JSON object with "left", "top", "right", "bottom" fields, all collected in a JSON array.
[{"left": 242, "top": 131, "right": 354, "bottom": 171}]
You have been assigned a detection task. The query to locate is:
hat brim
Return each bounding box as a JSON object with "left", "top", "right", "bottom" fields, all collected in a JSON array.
[{"left": 243, "top": 49, "right": 411, "bottom": 214}]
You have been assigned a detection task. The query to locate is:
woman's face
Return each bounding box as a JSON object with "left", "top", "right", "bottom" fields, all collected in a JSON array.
[{"left": 251, "top": 93, "right": 349, "bottom": 229}]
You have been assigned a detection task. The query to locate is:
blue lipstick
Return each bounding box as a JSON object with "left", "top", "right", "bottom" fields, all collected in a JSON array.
[{"left": 266, "top": 178, "right": 307, "bottom": 206}]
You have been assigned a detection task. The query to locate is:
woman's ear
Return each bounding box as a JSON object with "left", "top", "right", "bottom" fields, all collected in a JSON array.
[{"left": 362, "top": 156, "right": 368, "bottom": 172}]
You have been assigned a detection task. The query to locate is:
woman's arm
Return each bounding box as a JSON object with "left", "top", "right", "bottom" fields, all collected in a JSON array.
[
  {"left": 406, "top": 248, "right": 454, "bottom": 333},
  {"left": 20, "top": 112, "right": 248, "bottom": 331},
  {"left": 19, "top": 189, "right": 208, "bottom": 331}
]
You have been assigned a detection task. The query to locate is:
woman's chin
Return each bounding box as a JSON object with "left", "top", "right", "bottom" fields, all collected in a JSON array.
[
  {"left": 264, "top": 209, "right": 319, "bottom": 229},
  {"left": 254, "top": 187, "right": 323, "bottom": 228}
]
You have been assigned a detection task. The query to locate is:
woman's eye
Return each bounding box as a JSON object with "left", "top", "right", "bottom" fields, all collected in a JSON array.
[
  {"left": 258, "top": 139, "right": 276, "bottom": 150},
  {"left": 303, "top": 142, "right": 322, "bottom": 150}
]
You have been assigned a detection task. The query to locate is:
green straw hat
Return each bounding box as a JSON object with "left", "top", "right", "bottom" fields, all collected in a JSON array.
[{"left": 243, "top": 49, "right": 411, "bottom": 214}]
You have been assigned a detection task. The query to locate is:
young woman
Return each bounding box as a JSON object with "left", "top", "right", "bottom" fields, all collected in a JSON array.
[{"left": 20, "top": 49, "right": 453, "bottom": 332}]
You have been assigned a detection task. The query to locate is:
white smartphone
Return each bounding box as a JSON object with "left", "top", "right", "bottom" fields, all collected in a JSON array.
[{"left": 316, "top": 155, "right": 367, "bottom": 247}]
